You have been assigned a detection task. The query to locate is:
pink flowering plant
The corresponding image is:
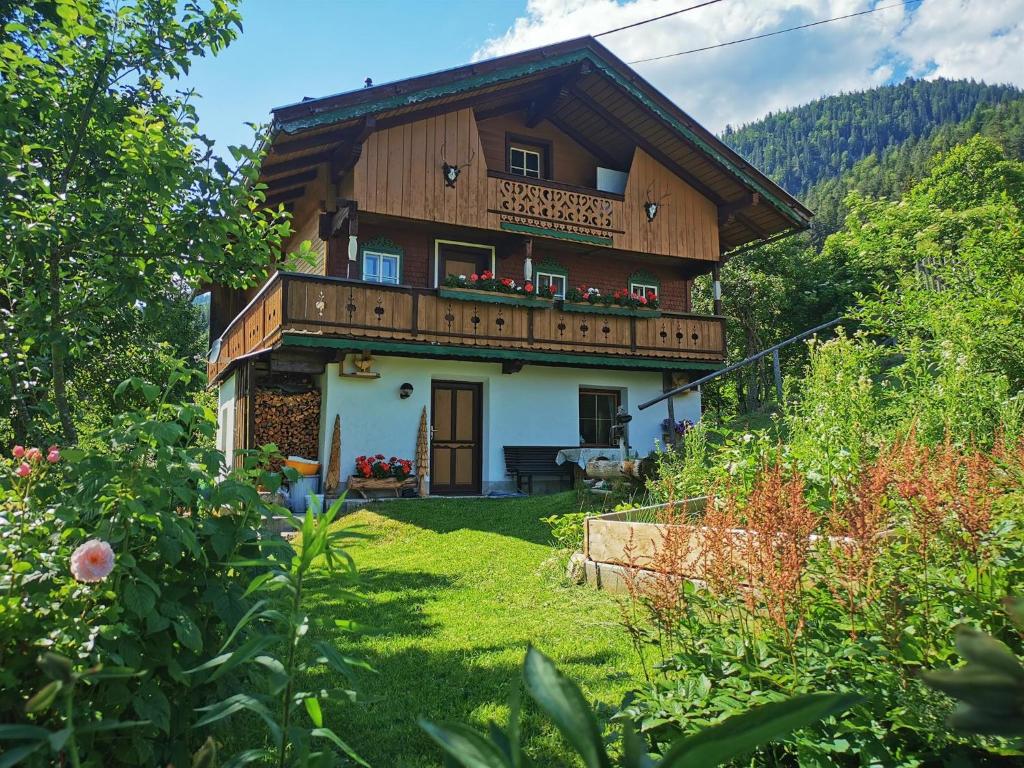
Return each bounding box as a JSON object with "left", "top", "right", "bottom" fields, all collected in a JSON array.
[
  {"left": 443, "top": 269, "right": 556, "bottom": 298},
  {"left": 0, "top": 369, "right": 371, "bottom": 767},
  {"left": 565, "top": 284, "right": 661, "bottom": 309}
]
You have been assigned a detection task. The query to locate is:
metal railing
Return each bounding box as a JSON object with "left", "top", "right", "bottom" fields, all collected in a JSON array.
[{"left": 638, "top": 316, "right": 847, "bottom": 411}]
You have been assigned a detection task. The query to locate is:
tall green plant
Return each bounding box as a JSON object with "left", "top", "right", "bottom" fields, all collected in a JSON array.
[
  {"left": 420, "top": 646, "right": 858, "bottom": 768},
  {"left": 191, "top": 497, "right": 370, "bottom": 767}
]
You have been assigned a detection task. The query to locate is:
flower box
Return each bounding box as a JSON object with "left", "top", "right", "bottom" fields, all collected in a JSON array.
[
  {"left": 347, "top": 475, "right": 418, "bottom": 499},
  {"left": 559, "top": 301, "right": 661, "bottom": 318},
  {"left": 438, "top": 286, "right": 554, "bottom": 308}
]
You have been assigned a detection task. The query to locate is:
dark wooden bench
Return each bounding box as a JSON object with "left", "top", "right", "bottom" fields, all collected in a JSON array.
[{"left": 503, "top": 445, "right": 574, "bottom": 494}]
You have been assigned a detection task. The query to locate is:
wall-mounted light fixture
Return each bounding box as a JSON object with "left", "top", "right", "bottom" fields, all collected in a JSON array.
[{"left": 399, "top": 382, "right": 414, "bottom": 399}]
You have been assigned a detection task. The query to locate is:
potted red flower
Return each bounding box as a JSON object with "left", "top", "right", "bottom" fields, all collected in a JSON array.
[{"left": 349, "top": 454, "right": 418, "bottom": 498}]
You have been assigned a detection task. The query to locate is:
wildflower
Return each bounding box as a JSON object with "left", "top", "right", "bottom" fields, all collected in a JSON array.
[
  {"left": 16, "top": 462, "right": 30, "bottom": 477},
  {"left": 12, "top": 445, "right": 25, "bottom": 459},
  {"left": 70, "top": 539, "right": 115, "bottom": 583}
]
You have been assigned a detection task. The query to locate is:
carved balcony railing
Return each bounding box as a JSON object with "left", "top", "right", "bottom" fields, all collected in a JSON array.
[
  {"left": 208, "top": 273, "right": 726, "bottom": 382},
  {"left": 488, "top": 171, "right": 621, "bottom": 243}
]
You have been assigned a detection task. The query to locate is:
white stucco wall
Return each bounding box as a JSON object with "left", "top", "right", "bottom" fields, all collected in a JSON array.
[
  {"left": 217, "top": 372, "right": 236, "bottom": 473},
  {"left": 318, "top": 356, "right": 701, "bottom": 493}
]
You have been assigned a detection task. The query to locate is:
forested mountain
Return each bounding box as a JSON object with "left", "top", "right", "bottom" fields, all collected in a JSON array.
[
  {"left": 721, "top": 78, "right": 1021, "bottom": 198},
  {"left": 805, "top": 98, "right": 1024, "bottom": 241},
  {"left": 702, "top": 80, "right": 1024, "bottom": 414}
]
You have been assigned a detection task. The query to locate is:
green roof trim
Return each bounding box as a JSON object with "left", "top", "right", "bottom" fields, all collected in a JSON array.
[
  {"left": 499, "top": 221, "right": 613, "bottom": 246},
  {"left": 272, "top": 46, "right": 808, "bottom": 228},
  {"left": 281, "top": 334, "right": 722, "bottom": 373}
]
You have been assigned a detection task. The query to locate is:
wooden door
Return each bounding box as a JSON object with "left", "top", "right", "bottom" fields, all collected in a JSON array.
[
  {"left": 430, "top": 381, "right": 482, "bottom": 495},
  {"left": 436, "top": 243, "right": 492, "bottom": 285}
]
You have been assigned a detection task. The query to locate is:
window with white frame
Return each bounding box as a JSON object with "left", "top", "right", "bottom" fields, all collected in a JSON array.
[
  {"left": 362, "top": 250, "right": 400, "bottom": 285},
  {"left": 509, "top": 146, "right": 542, "bottom": 179},
  {"left": 630, "top": 281, "right": 658, "bottom": 298},
  {"left": 536, "top": 271, "right": 567, "bottom": 299}
]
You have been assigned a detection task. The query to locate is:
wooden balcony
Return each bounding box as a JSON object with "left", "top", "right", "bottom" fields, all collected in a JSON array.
[
  {"left": 208, "top": 273, "right": 726, "bottom": 382},
  {"left": 487, "top": 171, "right": 621, "bottom": 244}
]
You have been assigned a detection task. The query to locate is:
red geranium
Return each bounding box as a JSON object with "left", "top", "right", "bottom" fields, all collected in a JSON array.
[{"left": 524, "top": 282, "right": 534, "bottom": 294}]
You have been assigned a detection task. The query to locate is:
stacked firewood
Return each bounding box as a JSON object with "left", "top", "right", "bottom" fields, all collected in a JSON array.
[{"left": 254, "top": 389, "right": 320, "bottom": 463}]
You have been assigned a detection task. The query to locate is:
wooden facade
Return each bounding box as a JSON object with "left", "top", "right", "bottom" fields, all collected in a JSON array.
[{"left": 344, "top": 108, "right": 718, "bottom": 261}]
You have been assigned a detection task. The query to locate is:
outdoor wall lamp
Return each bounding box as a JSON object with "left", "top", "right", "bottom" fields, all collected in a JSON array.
[{"left": 399, "top": 382, "right": 414, "bottom": 399}]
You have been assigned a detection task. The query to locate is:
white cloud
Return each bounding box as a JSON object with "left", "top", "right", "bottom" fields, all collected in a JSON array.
[{"left": 473, "top": 0, "right": 1024, "bottom": 133}]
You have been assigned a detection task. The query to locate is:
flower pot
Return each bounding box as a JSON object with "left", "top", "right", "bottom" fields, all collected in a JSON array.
[
  {"left": 347, "top": 475, "right": 418, "bottom": 499},
  {"left": 559, "top": 301, "right": 661, "bottom": 318},
  {"left": 438, "top": 286, "right": 554, "bottom": 308}
]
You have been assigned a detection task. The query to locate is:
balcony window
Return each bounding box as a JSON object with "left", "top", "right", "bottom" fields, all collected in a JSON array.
[
  {"left": 360, "top": 237, "right": 404, "bottom": 285},
  {"left": 579, "top": 388, "right": 621, "bottom": 447},
  {"left": 629, "top": 271, "right": 660, "bottom": 300},
  {"left": 536, "top": 271, "right": 566, "bottom": 299},
  {"left": 534, "top": 259, "right": 569, "bottom": 299},
  {"left": 509, "top": 146, "right": 542, "bottom": 179}
]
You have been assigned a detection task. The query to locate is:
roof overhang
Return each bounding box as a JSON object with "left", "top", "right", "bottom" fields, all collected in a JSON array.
[{"left": 263, "top": 36, "right": 811, "bottom": 252}]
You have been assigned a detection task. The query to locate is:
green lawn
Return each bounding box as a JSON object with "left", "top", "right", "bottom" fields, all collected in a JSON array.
[{"left": 302, "top": 492, "right": 642, "bottom": 767}]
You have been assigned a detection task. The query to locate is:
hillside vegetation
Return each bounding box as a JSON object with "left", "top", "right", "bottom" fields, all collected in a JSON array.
[
  {"left": 704, "top": 80, "right": 1024, "bottom": 414},
  {"left": 722, "top": 77, "right": 1021, "bottom": 197}
]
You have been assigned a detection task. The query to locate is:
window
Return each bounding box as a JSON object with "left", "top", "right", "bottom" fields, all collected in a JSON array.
[
  {"left": 630, "top": 281, "right": 658, "bottom": 299},
  {"left": 509, "top": 146, "right": 542, "bottom": 178},
  {"left": 629, "top": 271, "right": 661, "bottom": 301},
  {"left": 362, "top": 250, "right": 400, "bottom": 284},
  {"left": 536, "top": 271, "right": 567, "bottom": 299},
  {"left": 579, "top": 389, "right": 621, "bottom": 447}
]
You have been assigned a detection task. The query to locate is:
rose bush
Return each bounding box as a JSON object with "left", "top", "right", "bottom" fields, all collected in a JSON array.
[{"left": 0, "top": 372, "right": 296, "bottom": 766}]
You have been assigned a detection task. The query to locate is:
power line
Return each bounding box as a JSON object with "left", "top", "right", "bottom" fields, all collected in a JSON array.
[
  {"left": 628, "top": 0, "right": 924, "bottom": 64},
  {"left": 594, "top": 0, "right": 727, "bottom": 38}
]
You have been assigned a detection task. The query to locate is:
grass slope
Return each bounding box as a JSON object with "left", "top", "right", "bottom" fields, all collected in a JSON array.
[{"left": 303, "top": 493, "right": 640, "bottom": 767}]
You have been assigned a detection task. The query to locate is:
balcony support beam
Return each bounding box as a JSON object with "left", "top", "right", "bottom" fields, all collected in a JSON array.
[
  {"left": 331, "top": 116, "right": 376, "bottom": 183},
  {"left": 526, "top": 61, "right": 591, "bottom": 128}
]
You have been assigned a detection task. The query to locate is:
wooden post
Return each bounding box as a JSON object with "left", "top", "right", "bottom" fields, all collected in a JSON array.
[
  {"left": 772, "top": 349, "right": 783, "bottom": 404},
  {"left": 662, "top": 371, "right": 676, "bottom": 446},
  {"left": 712, "top": 262, "right": 723, "bottom": 316}
]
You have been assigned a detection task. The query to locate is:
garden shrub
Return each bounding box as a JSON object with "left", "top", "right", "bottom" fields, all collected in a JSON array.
[
  {"left": 621, "top": 437, "right": 1024, "bottom": 765},
  {"left": 0, "top": 372, "right": 364, "bottom": 766},
  {"left": 627, "top": 138, "right": 1024, "bottom": 765}
]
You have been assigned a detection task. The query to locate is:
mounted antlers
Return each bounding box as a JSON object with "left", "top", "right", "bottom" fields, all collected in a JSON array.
[
  {"left": 643, "top": 182, "right": 671, "bottom": 222},
  {"left": 441, "top": 139, "right": 476, "bottom": 188}
]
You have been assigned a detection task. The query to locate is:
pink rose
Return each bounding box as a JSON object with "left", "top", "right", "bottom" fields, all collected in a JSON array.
[
  {"left": 25, "top": 447, "right": 41, "bottom": 462},
  {"left": 16, "top": 462, "right": 30, "bottom": 477},
  {"left": 12, "top": 445, "right": 25, "bottom": 459},
  {"left": 70, "top": 539, "right": 115, "bottom": 583},
  {"left": 47, "top": 449, "right": 60, "bottom": 464}
]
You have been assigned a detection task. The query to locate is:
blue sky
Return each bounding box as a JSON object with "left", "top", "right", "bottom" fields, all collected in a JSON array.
[
  {"left": 182, "top": 0, "right": 525, "bottom": 152},
  {"left": 183, "top": 0, "right": 1024, "bottom": 152}
]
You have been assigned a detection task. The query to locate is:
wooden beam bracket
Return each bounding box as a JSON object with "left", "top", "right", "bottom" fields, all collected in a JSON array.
[{"left": 330, "top": 116, "right": 377, "bottom": 183}]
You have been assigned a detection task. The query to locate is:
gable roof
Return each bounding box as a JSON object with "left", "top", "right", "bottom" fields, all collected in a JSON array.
[{"left": 264, "top": 36, "right": 811, "bottom": 252}]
